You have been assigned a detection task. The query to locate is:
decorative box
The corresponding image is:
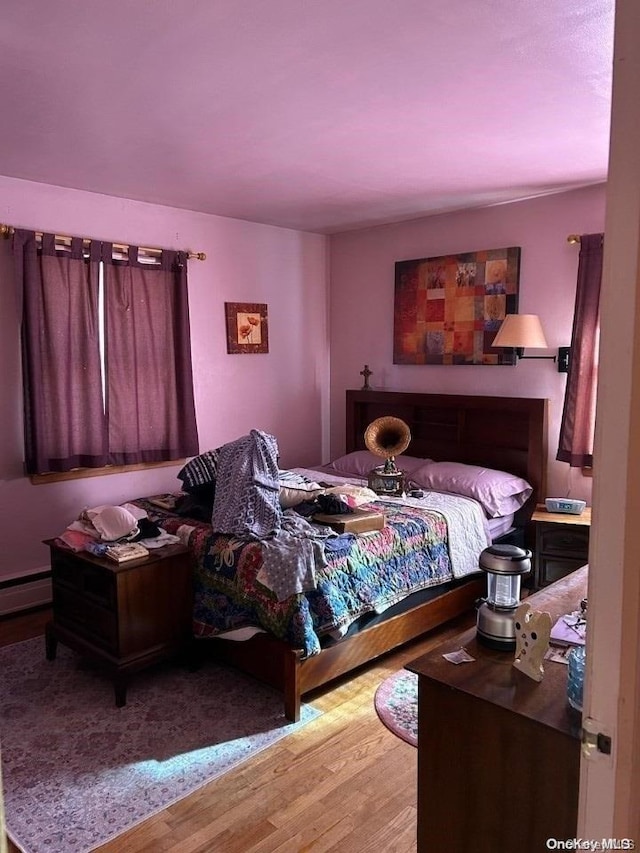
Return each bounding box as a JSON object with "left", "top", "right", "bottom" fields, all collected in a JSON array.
[{"left": 313, "top": 509, "right": 386, "bottom": 534}]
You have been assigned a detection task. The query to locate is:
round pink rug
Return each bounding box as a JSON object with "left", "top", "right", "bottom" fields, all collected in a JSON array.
[{"left": 374, "top": 669, "right": 418, "bottom": 747}]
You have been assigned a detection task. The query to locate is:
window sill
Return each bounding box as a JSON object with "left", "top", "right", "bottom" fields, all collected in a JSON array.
[{"left": 30, "top": 458, "right": 184, "bottom": 485}]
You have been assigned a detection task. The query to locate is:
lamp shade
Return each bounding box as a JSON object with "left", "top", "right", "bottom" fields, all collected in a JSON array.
[{"left": 492, "top": 314, "right": 549, "bottom": 349}]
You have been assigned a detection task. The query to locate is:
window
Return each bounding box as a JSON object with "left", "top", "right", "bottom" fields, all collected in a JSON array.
[{"left": 13, "top": 230, "right": 199, "bottom": 477}]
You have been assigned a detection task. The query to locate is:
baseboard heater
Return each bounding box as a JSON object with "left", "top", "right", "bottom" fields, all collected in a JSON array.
[{"left": 0, "top": 569, "right": 52, "bottom": 615}]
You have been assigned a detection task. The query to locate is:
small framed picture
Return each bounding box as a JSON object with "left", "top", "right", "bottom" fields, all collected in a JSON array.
[{"left": 224, "top": 302, "right": 269, "bottom": 354}]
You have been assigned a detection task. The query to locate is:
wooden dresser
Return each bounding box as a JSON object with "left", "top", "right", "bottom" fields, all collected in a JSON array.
[
  {"left": 44, "top": 539, "right": 192, "bottom": 706},
  {"left": 407, "top": 567, "right": 587, "bottom": 853}
]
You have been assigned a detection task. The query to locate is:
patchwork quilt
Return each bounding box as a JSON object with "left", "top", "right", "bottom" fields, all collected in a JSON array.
[{"left": 133, "top": 485, "right": 488, "bottom": 658}]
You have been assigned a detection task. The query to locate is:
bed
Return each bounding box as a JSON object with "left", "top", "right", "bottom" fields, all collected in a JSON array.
[{"left": 138, "top": 391, "right": 548, "bottom": 720}]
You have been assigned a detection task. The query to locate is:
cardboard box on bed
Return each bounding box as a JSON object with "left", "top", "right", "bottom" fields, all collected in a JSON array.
[{"left": 313, "top": 509, "right": 385, "bottom": 534}]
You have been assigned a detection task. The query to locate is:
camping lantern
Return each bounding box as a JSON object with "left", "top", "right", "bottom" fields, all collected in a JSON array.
[{"left": 476, "top": 544, "right": 532, "bottom": 650}]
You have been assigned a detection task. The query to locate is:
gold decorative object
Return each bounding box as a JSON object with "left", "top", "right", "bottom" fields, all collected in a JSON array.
[{"left": 364, "top": 416, "right": 411, "bottom": 496}]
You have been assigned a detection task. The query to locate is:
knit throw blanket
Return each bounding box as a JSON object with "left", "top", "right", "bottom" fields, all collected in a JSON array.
[{"left": 211, "top": 430, "right": 282, "bottom": 537}]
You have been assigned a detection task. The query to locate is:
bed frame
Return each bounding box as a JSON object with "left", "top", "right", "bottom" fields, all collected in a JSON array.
[{"left": 205, "top": 391, "right": 548, "bottom": 720}]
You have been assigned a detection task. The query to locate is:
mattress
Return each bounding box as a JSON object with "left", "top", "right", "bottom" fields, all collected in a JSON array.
[{"left": 487, "top": 513, "right": 515, "bottom": 540}]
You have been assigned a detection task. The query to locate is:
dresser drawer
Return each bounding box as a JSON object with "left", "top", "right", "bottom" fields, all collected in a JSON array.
[
  {"left": 538, "top": 556, "right": 588, "bottom": 588},
  {"left": 52, "top": 584, "right": 118, "bottom": 651},
  {"left": 51, "top": 552, "right": 115, "bottom": 608},
  {"left": 538, "top": 525, "right": 589, "bottom": 558}
]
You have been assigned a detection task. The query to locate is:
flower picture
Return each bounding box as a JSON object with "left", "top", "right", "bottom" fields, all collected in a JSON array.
[{"left": 225, "top": 302, "right": 269, "bottom": 354}]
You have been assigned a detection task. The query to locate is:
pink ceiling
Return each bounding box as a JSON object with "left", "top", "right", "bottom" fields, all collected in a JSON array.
[{"left": 0, "top": 0, "right": 614, "bottom": 234}]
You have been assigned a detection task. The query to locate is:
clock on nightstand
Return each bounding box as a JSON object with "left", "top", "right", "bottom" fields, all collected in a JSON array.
[{"left": 531, "top": 504, "right": 591, "bottom": 588}]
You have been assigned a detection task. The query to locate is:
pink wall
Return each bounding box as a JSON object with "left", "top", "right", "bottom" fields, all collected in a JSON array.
[
  {"left": 0, "top": 176, "right": 329, "bottom": 582},
  {"left": 0, "top": 179, "right": 606, "bottom": 584},
  {"left": 329, "top": 185, "right": 607, "bottom": 501}
]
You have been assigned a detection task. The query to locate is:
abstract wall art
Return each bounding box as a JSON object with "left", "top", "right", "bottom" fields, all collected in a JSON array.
[{"left": 393, "top": 246, "right": 520, "bottom": 365}]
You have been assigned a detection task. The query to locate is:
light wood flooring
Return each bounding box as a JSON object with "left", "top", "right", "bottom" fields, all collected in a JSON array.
[{"left": 1, "top": 607, "right": 474, "bottom": 853}]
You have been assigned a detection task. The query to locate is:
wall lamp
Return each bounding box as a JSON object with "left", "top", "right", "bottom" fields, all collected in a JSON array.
[{"left": 492, "top": 314, "right": 570, "bottom": 373}]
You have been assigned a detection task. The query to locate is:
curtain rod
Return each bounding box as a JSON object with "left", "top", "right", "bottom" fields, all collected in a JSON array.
[
  {"left": 567, "top": 234, "right": 581, "bottom": 244},
  {"left": 0, "top": 224, "right": 206, "bottom": 261}
]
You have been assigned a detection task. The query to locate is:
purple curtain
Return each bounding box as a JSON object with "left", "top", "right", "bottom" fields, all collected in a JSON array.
[
  {"left": 16, "top": 231, "right": 199, "bottom": 474},
  {"left": 103, "top": 246, "right": 199, "bottom": 465},
  {"left": 556, "top": 233, "right": 603, "bottom": 468},
  {"left": 16, "top": 230, "right": 108, "bottom": 474}
]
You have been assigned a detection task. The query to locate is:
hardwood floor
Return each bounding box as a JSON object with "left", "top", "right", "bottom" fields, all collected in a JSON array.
[{"left": 2, "top": 606, "right": 475, "bottom": 853}]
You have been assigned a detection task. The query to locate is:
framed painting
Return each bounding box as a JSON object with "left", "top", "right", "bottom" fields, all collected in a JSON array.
[
  {"left": 225, "top": 302, "right": 269, "bottom": 354},
  {"left": 393, "top": 246, "right": 520, "bottom": 365}
]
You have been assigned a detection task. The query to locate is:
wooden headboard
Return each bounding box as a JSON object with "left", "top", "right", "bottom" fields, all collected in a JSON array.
[{"left": 346, "top": 390, "right": 548, "bottom": 523}]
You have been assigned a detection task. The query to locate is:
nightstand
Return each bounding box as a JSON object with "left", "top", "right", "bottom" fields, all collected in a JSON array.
[
  {"left": 44, "top": 539, "right": 193, "bottom": 706},
  {"left": 530, "top": 505, "right": 591, "bottom": 588}
]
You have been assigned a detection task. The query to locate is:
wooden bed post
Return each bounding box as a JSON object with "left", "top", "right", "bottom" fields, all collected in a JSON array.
[{"left": 283, "top": 648, "right": 303, "bottom": 722}]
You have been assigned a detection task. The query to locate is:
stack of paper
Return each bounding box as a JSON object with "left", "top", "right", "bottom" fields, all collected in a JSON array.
[{"left": 550, "top": 613, "right": 586, "bottom": 646}]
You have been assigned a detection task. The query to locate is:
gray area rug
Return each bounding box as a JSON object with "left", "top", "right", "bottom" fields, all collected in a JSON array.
[{"left": 0, "top": 637, "right": 320, "bottom": 853}]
